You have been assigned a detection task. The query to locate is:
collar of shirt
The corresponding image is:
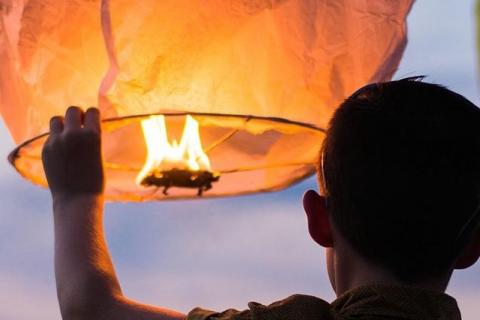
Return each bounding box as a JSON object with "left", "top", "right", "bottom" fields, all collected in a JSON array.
[{"left": 331, "top": 284, "right": 461, "bottom": 320}]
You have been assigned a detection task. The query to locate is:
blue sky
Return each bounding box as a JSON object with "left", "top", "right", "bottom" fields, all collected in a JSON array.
[{"left": 1, "top": 0, "right": 479, "bottom": 319}]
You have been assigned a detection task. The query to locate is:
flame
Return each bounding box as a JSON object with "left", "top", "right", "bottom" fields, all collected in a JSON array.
[{"left": 136, "top": 115, "right": 211, "bottom": 185}]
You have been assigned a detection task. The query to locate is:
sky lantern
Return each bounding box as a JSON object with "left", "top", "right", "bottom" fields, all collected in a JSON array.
[{"left": 0, "top": 0, "right": 414, "bottom": 201}]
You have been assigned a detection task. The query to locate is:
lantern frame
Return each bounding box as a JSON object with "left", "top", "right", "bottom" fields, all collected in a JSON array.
[{"left": 8, "top": 112, "right": 325, "bottom": 201}]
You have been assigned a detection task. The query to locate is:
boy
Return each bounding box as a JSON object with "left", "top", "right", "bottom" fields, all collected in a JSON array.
[{"left": 42, "top": 78, "right": 480, "bottom": 320}]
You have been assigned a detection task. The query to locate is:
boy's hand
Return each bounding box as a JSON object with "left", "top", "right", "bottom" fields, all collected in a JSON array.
[{"left": 42, "top": 106, "right": 104, "bottom": 201}]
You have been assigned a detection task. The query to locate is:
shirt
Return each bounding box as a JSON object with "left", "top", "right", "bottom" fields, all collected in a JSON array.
[{"left": 187, "top": 284, "right": 461, "bottom": 320}]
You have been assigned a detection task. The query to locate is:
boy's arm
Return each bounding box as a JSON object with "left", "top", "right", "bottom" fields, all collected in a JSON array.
[{"left": 42, "top": 107, "right": 185, "bottom": 320}]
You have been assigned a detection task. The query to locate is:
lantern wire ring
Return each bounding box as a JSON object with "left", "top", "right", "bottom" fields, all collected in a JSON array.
[
  {"left": 8, "top": 112, "right": 326, "bottom": 198},
  {"left": 9, "top": 111, "right": 325, "bottom": 166}
]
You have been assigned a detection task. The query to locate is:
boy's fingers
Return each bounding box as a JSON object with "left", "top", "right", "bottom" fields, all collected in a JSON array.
[
  {"left": 84, "top": 107, "right": 101, "bottom": 133},
  {"left": 49, "top": 116, "right": 64, "bottom": 135},
  {"left": 65, "top": 106, "right": 83, "bottom": 130}
]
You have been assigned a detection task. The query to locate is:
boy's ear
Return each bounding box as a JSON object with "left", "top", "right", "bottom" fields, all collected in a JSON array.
[
  {"left": 303, "top": 190, "right": 334, "bottom": 247},
  {"left": 454, "top": 229, "right": 480, "bottom": 269}
]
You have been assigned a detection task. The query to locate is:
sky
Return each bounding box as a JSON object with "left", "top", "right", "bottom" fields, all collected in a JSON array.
[{"left": 1, "top": 0, "right": 479, "bottom": 319}]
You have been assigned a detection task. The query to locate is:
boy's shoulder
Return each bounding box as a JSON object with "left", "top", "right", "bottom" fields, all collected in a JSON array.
[
  {"left": 187, "top": 294, "right": 332, "bottom": 320},
  {"left": 186, "top": 285, "right": 461, "bottom": 320}
]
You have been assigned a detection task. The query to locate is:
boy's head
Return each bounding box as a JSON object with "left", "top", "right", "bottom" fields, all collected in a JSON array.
[{"left": 303, "top": 78, "right": 480, "bottom": 292}]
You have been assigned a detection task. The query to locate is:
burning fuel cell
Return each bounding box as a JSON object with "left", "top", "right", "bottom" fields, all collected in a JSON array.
[{"left": 136, "top": 115, "right": 220, "bottom": 196}]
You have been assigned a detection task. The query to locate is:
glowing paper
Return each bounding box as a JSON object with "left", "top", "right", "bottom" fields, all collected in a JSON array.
[{"left": 0, "top": 0, "right": 414, "bottom": 200}]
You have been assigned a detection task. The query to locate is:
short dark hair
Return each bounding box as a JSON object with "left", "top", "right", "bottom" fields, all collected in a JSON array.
[{"left": 321, "top": 77, "right": 480, "bottom": 282}]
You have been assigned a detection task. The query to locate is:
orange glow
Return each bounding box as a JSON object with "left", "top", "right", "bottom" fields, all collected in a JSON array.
[
  {"left": 136, "top": 115, "right": 211, "bottom": 185},
  {"left": 2, "top": 1, "right": 413, "bottom": 200}
]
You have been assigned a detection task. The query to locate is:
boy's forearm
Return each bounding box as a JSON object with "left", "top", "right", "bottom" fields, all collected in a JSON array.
[
  {"left": 53, "top": 194, "right": 121, "bottom": 319},
  {"left": 44, "top": 108, "right": 185, "bottom": 320}
]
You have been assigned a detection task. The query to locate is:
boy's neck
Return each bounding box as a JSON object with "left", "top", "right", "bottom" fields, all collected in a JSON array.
[{"left": 332, "top": 238, "right": 452, "bottom": 296}]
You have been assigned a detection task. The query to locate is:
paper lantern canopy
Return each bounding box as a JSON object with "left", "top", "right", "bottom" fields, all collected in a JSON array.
[{"left": 0, "top": 0, "right": 414, "bottom": 201}]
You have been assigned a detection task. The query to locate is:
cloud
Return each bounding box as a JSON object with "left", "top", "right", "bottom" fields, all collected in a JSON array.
[
  {"left": 396, "top": 0, "right": 479, "bottom": 104},
  {"left": 0, "top": 273, "right": 60, "bottom": 320},
  {"left": 447, "top": 289, "right": 480, "bottom": 320},
  {"left": 105, "top": 197, "right": 334, "bottom": 312}
]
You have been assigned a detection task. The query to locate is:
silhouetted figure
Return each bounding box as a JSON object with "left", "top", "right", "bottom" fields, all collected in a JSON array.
[{"left": 42, "top": 78, "right": 480, "bottom": 320}]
